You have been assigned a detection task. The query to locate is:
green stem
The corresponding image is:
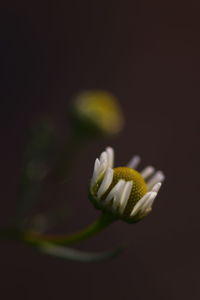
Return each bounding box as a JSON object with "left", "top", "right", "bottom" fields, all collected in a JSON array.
[
  {"left": 0, "top": 215, "right": 115, "bottom": 247},
  {"left": 24, "top": 214, "right": 115, "bottom": 246}
]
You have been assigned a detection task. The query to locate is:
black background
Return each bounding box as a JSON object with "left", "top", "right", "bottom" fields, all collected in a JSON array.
[{"left": 0, "top": 0, "right": 199, "bottom": 299}]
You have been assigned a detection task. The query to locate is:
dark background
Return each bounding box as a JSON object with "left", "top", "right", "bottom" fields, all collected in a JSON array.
[{"left": 0, "top": 0, "right": 199, "bottom": 299}]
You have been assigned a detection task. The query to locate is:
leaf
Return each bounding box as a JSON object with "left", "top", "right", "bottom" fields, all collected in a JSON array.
[{"left": 39, "top": 243, "right": 125, "bottom": 263}]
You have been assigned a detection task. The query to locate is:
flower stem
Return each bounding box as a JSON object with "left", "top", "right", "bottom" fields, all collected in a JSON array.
[
  {"left": 0, "top": 215, "right": 114, "bottom": 247},
  {"left": 24, "top": 213, "right": 115, "bottom": 246}
]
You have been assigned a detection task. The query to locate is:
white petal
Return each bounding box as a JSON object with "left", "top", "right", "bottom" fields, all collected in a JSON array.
[
  {"left": 151, "top": 182, "right": 162, "bottom": 193},
  {"left": 91, "top": 159, "right": 100, "bottom": 186},
  {"left": 93, "top": 158, "right": 100, "bottom": 176},
  {"left": 127, "top": 155, "right": 141, "bottom": 169},
  {"left": 112, "top": 181, "right": 126, "bottom": 211},
  {"left": 91, "top": 161, "right": 108, "bottom": 188},
  {"left": 147, "top": 171, "right": 165, "bottom": 190},
  {"left": 139, "top": 192, "right": 157, "bottom": 213},
  {"left": 141, "top": 166, "right": 155, "bottom": 179},
  {"left": 106, "top": 147, "right": 114, "bottom": 168},
  {"left": 91, "top": 147, "right": 111, "bottom": 187},
  {"left": 98, "top": 161, "right": 108, "bottom": 178},
  {"left": 100, "top": 151, "right": 108, "bottom": 166},
  {"left": 104, "top": 180, "right": 125, "bottom": 205},
  {"left": 119, "top": 181, "right": 133, "bottom": 214},
  {"left": 97, "top": 168, "right": 114, "bottom": 198},
  {"left": 130, "top": 192, "right": 153, "bottom": 217}
]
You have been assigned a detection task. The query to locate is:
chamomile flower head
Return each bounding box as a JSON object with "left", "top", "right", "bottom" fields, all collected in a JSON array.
[
  {"left": 70, "top": 91, "right": 124, "bottom": 137},
  {"left": 89, "top": 147, "right": 165, "bottom": 223}
]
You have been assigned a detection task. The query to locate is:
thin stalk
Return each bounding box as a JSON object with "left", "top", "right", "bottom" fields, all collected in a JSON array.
[
  {"left": 0, "top": 214, "right": 115, "bottom": 247},
  {"left": 25, "top": 214, "right": 115, "bottom": 246}
]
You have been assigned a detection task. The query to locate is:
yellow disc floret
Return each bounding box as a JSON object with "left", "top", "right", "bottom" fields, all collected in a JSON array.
[{"left": 111, "top": 167, "right": 147, "bottom": 216}]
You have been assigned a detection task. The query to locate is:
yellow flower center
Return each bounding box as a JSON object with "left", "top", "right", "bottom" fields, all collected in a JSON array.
[{"left": 112, "top": 167, "right": 147, "bottom": 216}]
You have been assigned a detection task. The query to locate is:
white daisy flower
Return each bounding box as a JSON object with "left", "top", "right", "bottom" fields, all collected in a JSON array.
[{"left": 89, "top": 147, "right": 165, "bottom": 223}]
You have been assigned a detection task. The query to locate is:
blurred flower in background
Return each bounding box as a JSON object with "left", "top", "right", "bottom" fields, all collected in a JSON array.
[{"left": 70, "top": 90, "right": 124, "bottom": 137}]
